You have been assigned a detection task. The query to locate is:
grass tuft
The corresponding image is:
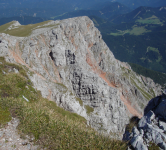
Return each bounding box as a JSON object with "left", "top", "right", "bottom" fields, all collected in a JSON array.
[
  {"left": 76, "top": 97, "right": 83, "bottom": 106},
  {"left": 148, "top": 142, "right": 160, "bottom": 150},
  {"left": 85, "top": 105, "right": 94, "bottom": 115},
  {"left": 0, "top": 106, "right": 11, "bottom": 127}
]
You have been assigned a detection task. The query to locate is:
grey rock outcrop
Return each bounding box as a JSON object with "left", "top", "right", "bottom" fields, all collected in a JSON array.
[
  {"left": 0, "top": 16, "right": 162, "bottom": 138},
  {"left": 125, "top": 94, "right": 166, "bottom": 150}
]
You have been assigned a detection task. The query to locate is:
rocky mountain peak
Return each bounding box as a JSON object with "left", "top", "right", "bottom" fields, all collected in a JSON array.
[{"left": 0, "top": 16, "right": 162, "bottom": 138}]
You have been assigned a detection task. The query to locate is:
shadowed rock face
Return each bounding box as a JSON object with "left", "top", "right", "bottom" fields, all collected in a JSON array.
[
  {"left": 0, "top": 17, "right": 162, "bottom": 138},
  {"left": 124, "top": 94, "right": 166, "bottom": 149}
]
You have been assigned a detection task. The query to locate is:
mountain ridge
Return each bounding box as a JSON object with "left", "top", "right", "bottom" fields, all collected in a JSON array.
[
  {"left": 109, "top": 6, "right": 166, "bottom": 23},
  {"left": 0, "top": 17, "right": 162, "bottom": 138},
  {"left": 53, "top": 2, "right": 131, "bottom": 20}
]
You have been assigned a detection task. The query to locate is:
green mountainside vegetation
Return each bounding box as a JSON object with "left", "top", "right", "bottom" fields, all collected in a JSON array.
[
  {"left": 91, "top": 6, "right": 166, "bottom": 75},
  {"left": 108, "top": 6, "right": 166, "bottom": 24},
  {"left": 129, "top": 63, "right": 166, "bottom": 87}
]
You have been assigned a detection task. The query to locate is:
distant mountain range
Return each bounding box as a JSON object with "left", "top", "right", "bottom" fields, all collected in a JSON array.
[
  {"left": 0, "top": 0, "right": 75, "bottom": 18},
  {"left": 0, "top": 0, "right": 165, "bottom": 9},
  {"left": 54, "top": 2, "right": 132, "bottom": 20},
  {"left": 149, "top": 0, "right": 166, "bottom": 7},
  {"left": 0, "top": 0, "right": 166, "bottom": 19},
  {"left": 109, "top": 6, "right": 166, "bottom": 23},
  {"left": 115, "top": 0, "right": 166, "bottom": 8},
  {"left": 1, "top": 1, "right": 166, "bottom": 81}
]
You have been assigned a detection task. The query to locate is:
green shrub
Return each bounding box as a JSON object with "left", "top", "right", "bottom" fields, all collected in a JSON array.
[
  {"left": 76, "top": 97, "right": 83, "bottom": 106},
  {"left": 148, "top": 142, "right": 160, "bottom": 150},
  {"left": 126, "top": 116, "right": 139, "bottom": 133}
]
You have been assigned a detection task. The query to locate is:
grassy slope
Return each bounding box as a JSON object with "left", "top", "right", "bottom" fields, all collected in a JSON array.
[
  {"left": 129, "top": 63, "right": 166, "bottom": 87},
  {"left": 121, "top": 66, "right": 155, "bottom": 101},
  {"left": 110, "top": 26, "right": 151, "bottom": 36},
  {"left": 0, "top": 57, "right": 127, "bottom": 149},
  {"left": 0, "top": 21, "right": 16, "bottom": 33},
  {"left": 136, "top": 15, "right": 164, "bottom": 25},
  {"left": 0, "top": 20, "right": 57, "bottom": 37}
]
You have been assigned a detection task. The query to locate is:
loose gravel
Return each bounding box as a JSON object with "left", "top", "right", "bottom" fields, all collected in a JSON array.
[{"left": 0, "top": 118, "right": 39, "bottom": 150}]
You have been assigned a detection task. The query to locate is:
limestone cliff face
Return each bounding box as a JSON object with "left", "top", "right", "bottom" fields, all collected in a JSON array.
[{"left": 0, "top": 16, "right": 162, "bottom": 138}]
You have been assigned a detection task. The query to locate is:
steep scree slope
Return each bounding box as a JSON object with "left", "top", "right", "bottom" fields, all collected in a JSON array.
[{"left": 0, "top": 16, "right": 162, "bottom": 138}]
